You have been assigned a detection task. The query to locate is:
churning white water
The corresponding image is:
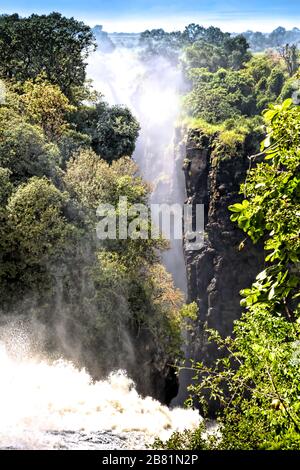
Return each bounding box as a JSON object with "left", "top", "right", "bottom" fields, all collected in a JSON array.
[{"left": 0, "top": 342, "right": 200, "bottom": 449}]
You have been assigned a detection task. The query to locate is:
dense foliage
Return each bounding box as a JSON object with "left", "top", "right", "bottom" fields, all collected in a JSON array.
[
  {"left": 74, "top": 102, "right": 140, "bottom": 162},
  {"left": 139, "top": 24, "right": 249, "bottom": 67},
  {"left": 184, "top": 53, "right": 288, "bottom": 124},
  {"left": 0, "top": 12, "right": 96, "bottom": 101},
  {"left": 1, "top": 11, "right": 299, "bottom": 422}
]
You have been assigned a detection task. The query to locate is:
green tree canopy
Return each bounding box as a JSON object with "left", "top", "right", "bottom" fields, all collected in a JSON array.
[
  {"left": 74, "top": 102, "right": 140, "bottom": 162},
  {"left": 184, "top": 55, "right": 287, "bottom": 123},
  {"left": 0, "top": 119, "right": 59, "bottom": 184},
  {"left": 19, "top": 77, "right": 76, "bottom": 140},
  {"left": 0, "top": 12, "right": 96, "bottom": 100}
]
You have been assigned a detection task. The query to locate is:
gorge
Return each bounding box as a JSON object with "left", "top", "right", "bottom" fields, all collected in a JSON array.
[
  {"left": 0, "top": 12, "right": 298, "bottom": 450},
  {"left": 87, "top": 33, "right": 267, "bottom": 408},
  {"left": 0, "top": 29, "right": 260, "bottom": 448}
]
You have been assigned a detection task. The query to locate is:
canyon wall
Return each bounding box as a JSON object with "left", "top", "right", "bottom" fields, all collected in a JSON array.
[{"left": 182, "top": 127, "right": 265, "bottom": 374}]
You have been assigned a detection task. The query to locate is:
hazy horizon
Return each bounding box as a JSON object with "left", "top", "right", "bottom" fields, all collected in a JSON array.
[{"left": 93, "top": 20, "right": 299, "bottom": 35}]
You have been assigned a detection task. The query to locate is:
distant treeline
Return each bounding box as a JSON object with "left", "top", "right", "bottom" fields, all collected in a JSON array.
[
  {"left": 93, "top": 24, "right": 300, "bottom": 53},
  {"left": 243, "top": 27, "right": 300, "bottom": 51}
]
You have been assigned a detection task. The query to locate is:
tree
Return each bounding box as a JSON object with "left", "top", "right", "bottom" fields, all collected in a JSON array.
[
  {"left": 182, "top": 24, "right": 230, "bottom": 45},
  {"left": 243, "top": 28, "right": 300, "bottom": 52},
  {"left": 184, "top": 67, "right": 256, "bottom": 122},
  {"left": 182, "top": 24, "right": 206, "bottom": 43},
  {"left": 0, "top": 168, "right": 13, "bottom": 296},
  {"left": 0, "top": 167, "right": 12, "bottom": 205},
  {"left": 20, "top": 77, "right": 76, "bottom": 140},
  {"left": 0, "top": 177, "right": 76, "bottom": 299},
  {"left": 64, "top": 148, "right": 123, "bottom": 210},
  {"left": 184, "top": 42, "right": 227, "bottom": 72},
  {"left": 269, "top": 27, "right": 287, "bottom": 47},
  {"left": 205, "top": 26, "right": 230, "bottom": 45},
  {"left": 224, "top": 35, "right": 251, "bottom": 70},
  {"left": 184, "top": 54, "right": 287, "bottom": 123},
  {"left": 279, "top": 44, "right": 299, "bottom": 77},
  {"left": 65, "top": 148, "right": 168, "bottom": 264},
  {"left": 183, "top": 35, "right": 250, "bottom": 73},
  {"left": 74, "top": 102, "right": 140, "bottom": 162},
  {"left": 266, "top": 66, "right": 286, "bottom": 95},
  {"left": 139, "top": 24, "right": 252, "bottom": 67},
  {"left": 57, "top": 129, "right": 91, "bottom": 169},
  {"left": 0, "top": 120, "right": 59, "bottom": 184},
  {"left": 139, "top": 28, "right": 182, "bottom": 62},
  {"left": 8, "top": 177, "right": 75, "bottom": 263},
  {"left": 0, "top": 13, "right": 96, "bottom": 100},
  {"left": 243, "top": 31, "right": 267, "bottom": 52}
]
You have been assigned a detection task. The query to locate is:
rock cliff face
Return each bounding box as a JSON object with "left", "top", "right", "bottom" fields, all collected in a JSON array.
[{"left": 183, "top": 128, "right": 264, "bottom": 373}]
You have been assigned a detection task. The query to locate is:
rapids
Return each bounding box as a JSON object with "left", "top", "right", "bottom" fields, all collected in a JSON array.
[{"left": 0, "top": 343, "right": 200, "bottom": 449}]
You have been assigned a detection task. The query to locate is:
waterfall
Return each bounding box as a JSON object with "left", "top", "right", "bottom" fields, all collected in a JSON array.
[
  {"left": 87, "top": 47, "right": 187, "bottom": 292},
  {"left": 87, "top": 45, "right": 190, "bottom": 407}
]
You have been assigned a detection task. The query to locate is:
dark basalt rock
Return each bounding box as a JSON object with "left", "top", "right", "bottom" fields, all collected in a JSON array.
[{"left": 182, "top": 128, "right": 264, "bottom": 410}]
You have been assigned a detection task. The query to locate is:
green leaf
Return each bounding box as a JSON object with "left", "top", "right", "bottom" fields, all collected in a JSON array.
[
  {"left": 265, "top": 152, "right": 278, "bottom": 160},
  {"left": 268, "top": 286, "right": 276, "bottom": 300},
  {"left": 229, "top": 202, "right": 248, "bottom": 213},
  {"left": 261, "top": 135, "right": 271, "bottom": 150},
  {"left": 281, "top": 98, "right": 293, "bottom": 110}
]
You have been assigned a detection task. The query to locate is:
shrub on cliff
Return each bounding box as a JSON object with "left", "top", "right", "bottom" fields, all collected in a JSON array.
[{"left": 184, "top": 55, "right": 287, "bottom": 123}]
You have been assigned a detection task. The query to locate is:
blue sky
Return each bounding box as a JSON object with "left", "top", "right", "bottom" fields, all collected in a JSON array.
[{"left": 1, "top": 0, "right": 300, "bottom": 32}]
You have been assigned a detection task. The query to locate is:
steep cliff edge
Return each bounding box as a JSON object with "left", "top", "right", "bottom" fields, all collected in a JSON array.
[{"left": 183, "top": 125, "right": 265, "bottom": 372}]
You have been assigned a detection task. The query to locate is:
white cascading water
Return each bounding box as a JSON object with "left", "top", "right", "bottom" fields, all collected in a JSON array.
[
  {"left": 0, "top": 46, "right": 200, "bottom": 450},
  {"left": 0, "top": 340, "right": 200, "bottom": 449},
  {"left": 87, "top": 47, "right": 187, "bottom": 292}
]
